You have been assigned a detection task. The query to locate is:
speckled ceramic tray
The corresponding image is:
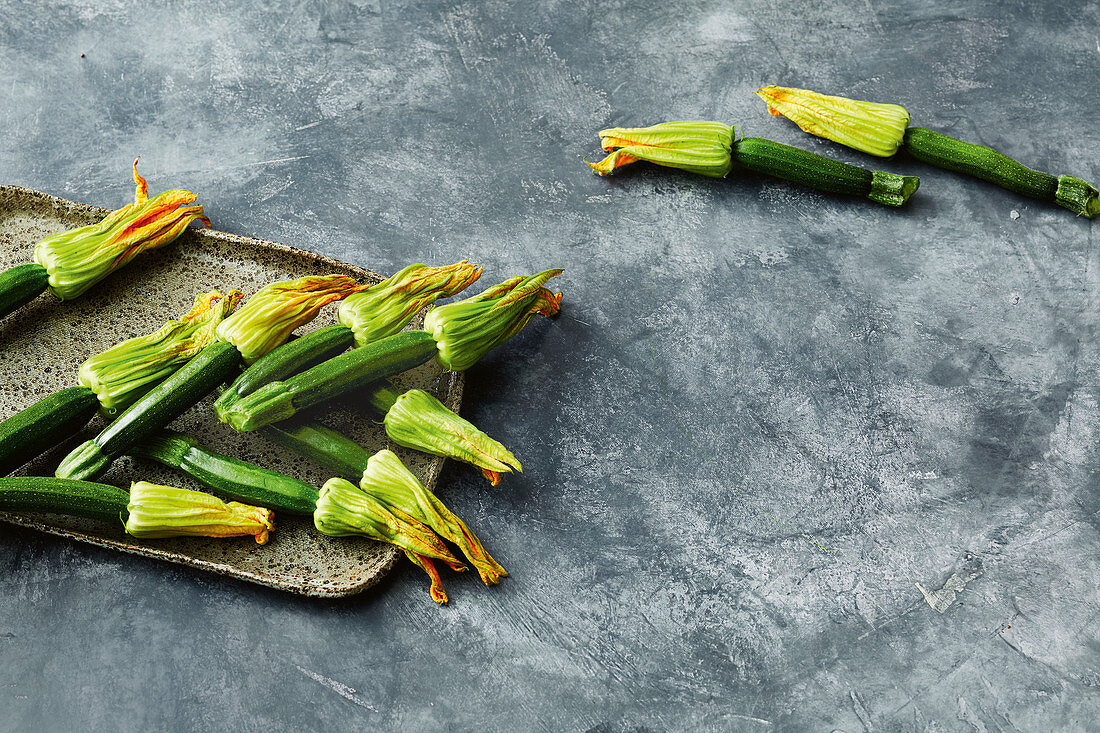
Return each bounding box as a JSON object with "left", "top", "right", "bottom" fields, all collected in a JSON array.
[{"left": 0, "top": 184, "right": 463, "bottom": 597}]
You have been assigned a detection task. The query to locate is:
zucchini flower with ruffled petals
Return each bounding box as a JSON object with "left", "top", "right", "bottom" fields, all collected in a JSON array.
[
  {"left": 586, "top": 121, "right": 734, "bottom": 178},
  {"left": 755, "top": 85, "right": 910, "bottom": 157},
  {"left": 423, "top": 269, "right": 562, "bottom": 372},
  {"left": 33, "top": 159, "right": 212, "bottom": 300},
  {"left": 79, "top": 290, "right": 244, "bottom": 413},
  {"left": 359, "top": 449, "right": 507, "bottom": 586},
  {"left": 215, "top": 275, "right": 367, "bottom": 364},
  {"left": 124, "top": 481, "right": 275, "bottom": 544},
  {"left": 381, "top": 388, "right": 521, "bottom": 485},
  {"left": 314, "top": 476, "right": 468, "bottom": 603},
  {"left": 338, "top": 261, "right": 482, "bottom": 347}
]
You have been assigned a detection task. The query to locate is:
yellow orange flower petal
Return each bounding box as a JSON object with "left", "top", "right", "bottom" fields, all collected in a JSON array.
[{"left": 755, "top": 85, "right": 910, "bottom": 158}]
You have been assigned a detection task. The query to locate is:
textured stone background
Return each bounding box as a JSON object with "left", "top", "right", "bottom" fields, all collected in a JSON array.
[{"left": 2, "top": 0, "right": 1099, "bottom": 730}]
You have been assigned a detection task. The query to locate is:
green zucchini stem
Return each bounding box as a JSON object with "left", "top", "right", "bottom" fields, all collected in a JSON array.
[{"left": 259, "top": 420, "right": 373, "bottom": 480}]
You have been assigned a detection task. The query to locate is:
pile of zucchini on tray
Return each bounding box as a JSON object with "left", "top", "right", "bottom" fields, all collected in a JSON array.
[{"left": 0, "top": 161, "right": 563, "bottom": 604}]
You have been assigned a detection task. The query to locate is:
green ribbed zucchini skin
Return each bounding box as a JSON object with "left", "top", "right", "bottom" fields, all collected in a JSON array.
[
  {"left": 0, "top": 476, "right": 129, "bottom": 523},
  {"left": 130, "top": 431, "right": 318, "bottom": 515},
  {"left": 0, "top": 386, "right": 100, "bottom": 477},
  {"left": 214, "top": 324, "right": 356, "bottom": 418},
  {"left": 903, "top": 127, "right": 1058, "bottom": 200},
  {"left": 283, "top": 331, "right": 437, "bottom": 408},
  {"left": 224, "top": 331, "right": 438, "bottom": 432},
  {"left": 55, "top": 341, "right": 242, "bottom": 480},
  {"left": 733, "top": 137, "right": 873, "bottom": 195},
  {"left": 259, "top": 420, "right": 371, "bottom": 481},
  {"left": 0, "top": 263, "right": 50, "bottom": 320}
]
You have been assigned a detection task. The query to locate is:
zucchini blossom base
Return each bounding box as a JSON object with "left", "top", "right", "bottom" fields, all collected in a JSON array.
[
  {"left": 384, "top": 388, "right": 521, "bottom": 484},
  {"left": 423, "top": 269, "right": 563, "bottom": 372}
]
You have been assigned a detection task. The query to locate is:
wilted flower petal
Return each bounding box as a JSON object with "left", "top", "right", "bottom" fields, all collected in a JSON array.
[
  {"left": 755, "top": 85, "right": 910, "bottom": 157},
  {"left": 215, "top": 275, "right": 367, "bottom": 363},
  {"left": 359, "top": 449, "right": 507, "bottom": 586},
  {"left": 383, "top": 388, "right": 522, "bottom": 483},
  {"left": 423, "top": 269, "right": 563, "bottom": 372},
  {"left": 313, "top": 476, "right": 468, "bottom": 597},
  {"left": 79, "top": 290, "right": 243, "bottom": 413},
  {"left": 586, "top": 121, "right": 734, "bottom": 178},
  {"left": 338, "top": 261, "right": 482, "bottom": 347},
  {"left": 124, "top": 481, "right": 274, "bottom": 544},
  {"left": 34, "top": 159, "right": 212, "bottom": 300}
]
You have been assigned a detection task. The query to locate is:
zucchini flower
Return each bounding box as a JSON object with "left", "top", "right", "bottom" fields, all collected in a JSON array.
[
  {"left": 423, "top": 269, "right": 563, "bottom": 372},
  {"left": 359, "top": 449, "right": 507, "bottom": 586},
  {"left": 382, "top": 388, "right": 522, "bottom": 485},
  {"left": 586, "top": 121, "right": 734, "bottom": 178},
  {"left": 755, "top": 85, "right": 910, "bottom": 157},
  {"left": 755, "top": 84, "right": 1097, "bottom": 218},
  {"left": 314, "top": 477, "right": 468, "bottom": 603},
  {"left": 124, "top": 481, "right": 275, "bottom": 544},
  {"left": 78, "top": 289, "right": 244, "bottom": 413},
  {"left": 33, "top": 159, "right": 212, "bottom": 300},
  {"left": 338, "top": 261, "right": 483, "bottom": 347},
  {"left": 215, "top": 275, "right": 368, "bottom": 364}
]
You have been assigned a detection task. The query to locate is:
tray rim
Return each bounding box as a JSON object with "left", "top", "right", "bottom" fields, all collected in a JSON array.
[{"left": 0, "top": 183, "right": 464, "bottom": 598}]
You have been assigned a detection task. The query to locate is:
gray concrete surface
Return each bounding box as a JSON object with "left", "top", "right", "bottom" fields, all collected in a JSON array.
[{"left": 2, "top": 0, "right": 1099, "bottom": 730}]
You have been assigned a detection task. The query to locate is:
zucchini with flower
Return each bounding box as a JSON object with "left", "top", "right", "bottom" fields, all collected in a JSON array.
[
  {"left": 219, "top": 269, "right": 563, "bottom": 432},
  {"left": 129, "top": 432, "right": 498, "bottom": 603},
  {"left": 54, "top": 275, "right": 366, "bottom": 481},
  {"left": 755, "top": 85, "right": 1099, "bottom": 217},
  {"left": 316, "top": 449, "right": 506, "bottom": 603},
  {"left": 0, "top": 290, "right": 241, "bottom": 477},
  {"left": 213, "top": 261, "right": 482, "bottom": 417},
  {"left": 0, "top": 160, "right": 212, "bottom": 320},
  {"left": 214, "top": 261, "right": 523, "bottom": 483},
  {"left": 256, "top": 386, "right": 523, "bottom": 486},
  {"left": 586, "top": 121, "right": 919, "bottom": 207},
  {"left": 0, "top": 477, "right": 275, "bottom": 544}
]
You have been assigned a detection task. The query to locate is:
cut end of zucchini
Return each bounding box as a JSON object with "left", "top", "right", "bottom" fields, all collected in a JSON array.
[
  {"left": 55, "top": 440, "right": 111, "bottom": 481},
  {"left": 1055, "top": 175, "right": 1100, "bottom": 218},
  {"left": 222, "top": 382, "right": 298, "bottom": 432},
  {"left": 868, "top": 171, "right": 920, "bottom": 207}
]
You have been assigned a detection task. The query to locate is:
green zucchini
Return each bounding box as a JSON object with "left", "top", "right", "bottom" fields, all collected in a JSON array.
[
  {"left": 55, "top": 341, "right": 242, "bottom": 481},
  {"left": 129, "top": 430, "right": 318, "bottom": 515},
  {"left": 0, "top": 263, "right": 50, "bottom": 320},
  {"left": 903, "top": 127, "right": 1098, "bottom": 217},
  {"left": 0, "top": 386, "right": 100, "bottom": 477},
  {"left": 733, "top": 137, "right": 919, "bottom": 206},
  {"left": 221, "top": 330, "right": 438, "bottom": 432},
  {"left": 259, "top": 420, "right": 372, "bottom": 481},
  {"left": 214, "top": 324, "right": 355, "bottom": 419},
  {"left": 903, "top": 127, "right": 1056, "bottom": 199},
  {"left": 0, "top": 476, "right": 129, "bottom": 522}
]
